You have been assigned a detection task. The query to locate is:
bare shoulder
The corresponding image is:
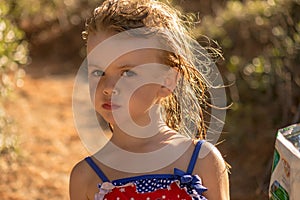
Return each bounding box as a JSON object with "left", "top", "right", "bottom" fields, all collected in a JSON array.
[
  {"left": 69, "top": 159, "right": 91, "bottom": 200},
  {"left": 197, "top": 141, "right": 227, "bottom": 170},
  {"left": 194, "top": 141, "right": 230, "bottom": 200},
  {"left": 70, "top": 159, "right": 90, "bottom": 182}
]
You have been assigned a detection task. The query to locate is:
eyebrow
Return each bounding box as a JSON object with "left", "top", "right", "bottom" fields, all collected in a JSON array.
[
  {"left": 118, "top": 64, "right": 135, "bottom": 69},
  {"left": 87, "top": 64, "right": 135, "bottom": 69}
]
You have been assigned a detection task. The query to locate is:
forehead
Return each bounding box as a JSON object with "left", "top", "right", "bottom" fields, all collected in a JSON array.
[
  {"left": 87, "top": 31, "right": 113, "bottom": 53},
  {"left": 87, "top": 31, "right": 165, "bottom": 67}
]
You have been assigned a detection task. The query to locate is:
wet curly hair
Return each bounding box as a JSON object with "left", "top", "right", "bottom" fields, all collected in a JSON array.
[{"left": 83, "top": 0, "right": 223, "bottom": 140}]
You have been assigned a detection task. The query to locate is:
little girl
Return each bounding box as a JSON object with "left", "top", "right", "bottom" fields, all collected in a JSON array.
[{"left": 70, "top": 0, "right": 229, "bottom": 199}]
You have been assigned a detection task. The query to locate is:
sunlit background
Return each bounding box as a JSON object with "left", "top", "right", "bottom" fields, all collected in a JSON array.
[{"left": 1, "top": 0, "right": 299, "bottom": 199}]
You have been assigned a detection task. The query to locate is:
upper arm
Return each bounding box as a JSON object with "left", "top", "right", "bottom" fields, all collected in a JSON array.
[
  {"left": 69, "top": 161, "right": 89, "bottom": 200},
  {"left": 196, "top": 141, "right": 230, "bottom": 200}
]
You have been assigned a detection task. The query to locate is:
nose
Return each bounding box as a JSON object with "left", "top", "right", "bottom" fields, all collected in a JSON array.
[
  {"left": 103, "top": 88, "right": 118, "bottom": 95},
  {"left": 100, "top": 77, "right": 119, "bottom": 96}
]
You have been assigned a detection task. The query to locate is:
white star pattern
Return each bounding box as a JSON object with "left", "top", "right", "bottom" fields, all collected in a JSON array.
[{"left": 112, "top": 177, "right": 195, "bottom": 197}]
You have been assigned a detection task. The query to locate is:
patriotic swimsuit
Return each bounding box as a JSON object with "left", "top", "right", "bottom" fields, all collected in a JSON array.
[{"left": 85, "top": 140, "right": 207, "bottom": 200}]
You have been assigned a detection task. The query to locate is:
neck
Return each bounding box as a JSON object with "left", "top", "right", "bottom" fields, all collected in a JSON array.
[{"left": 109, "top": 116, "right": 175, "bottom": 153}]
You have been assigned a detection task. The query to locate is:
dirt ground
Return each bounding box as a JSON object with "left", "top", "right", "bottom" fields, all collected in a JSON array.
[{"left": 1, "top": 74, "right": 87, "bottom": 199}]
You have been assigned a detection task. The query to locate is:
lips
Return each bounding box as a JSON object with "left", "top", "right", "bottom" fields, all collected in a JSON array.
[{"left": 102, "top": 102, "right": 121, "bottom": 110}]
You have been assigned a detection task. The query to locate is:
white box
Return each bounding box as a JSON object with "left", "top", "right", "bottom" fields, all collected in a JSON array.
[{"left": 269, "top": 124, "right": 300, "bottom": 200}]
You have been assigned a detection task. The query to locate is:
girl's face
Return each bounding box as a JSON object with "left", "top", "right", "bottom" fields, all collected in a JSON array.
[{"left": 87, "top": 31, "right": 171, "bottom": 127}]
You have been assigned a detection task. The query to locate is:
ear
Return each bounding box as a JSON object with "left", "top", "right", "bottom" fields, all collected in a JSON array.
[{"left": 157, "top": 68, "right": 181, "bottom": 98}]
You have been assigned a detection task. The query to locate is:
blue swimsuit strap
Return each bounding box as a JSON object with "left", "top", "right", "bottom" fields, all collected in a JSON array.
[
  {"left": 186, "top": 140, "right": 205, "bottom": 174},
  {"left": 84, "top": 140, "right": 205, "bottom": 182},
  {"left": 84, "top": 157, "right": 110, "bottom": 182}
]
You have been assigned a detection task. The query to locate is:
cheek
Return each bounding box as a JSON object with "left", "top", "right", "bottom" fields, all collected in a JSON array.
[{"left": 129, "top": 85, "right": 160, "bottom": 106}]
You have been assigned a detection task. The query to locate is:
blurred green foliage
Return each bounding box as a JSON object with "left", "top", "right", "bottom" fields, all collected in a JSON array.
[
  {"left": 0, "top": 2, "right": 27, "bottom": 98},
  {"left": 197, "top": 0, "right": 300, "bottom": 126},
  {"left": 0, "top": 1, "right": 28, "bottom": 153},
  {"left": 194, "top": 1, "right": 300, "bottom": 196}
]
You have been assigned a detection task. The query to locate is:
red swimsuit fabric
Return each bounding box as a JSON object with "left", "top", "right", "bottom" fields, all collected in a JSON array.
[{"left": 102, "top": 181, "right": 192, "bottom": 200}]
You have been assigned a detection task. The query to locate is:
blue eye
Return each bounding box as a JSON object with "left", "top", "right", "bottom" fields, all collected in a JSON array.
[
  {"left": 91, "top": 70, "right": 104, "bottom": 77},
  {"left": 122, "top": 70, "right": 136, "bottom": 77}
]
